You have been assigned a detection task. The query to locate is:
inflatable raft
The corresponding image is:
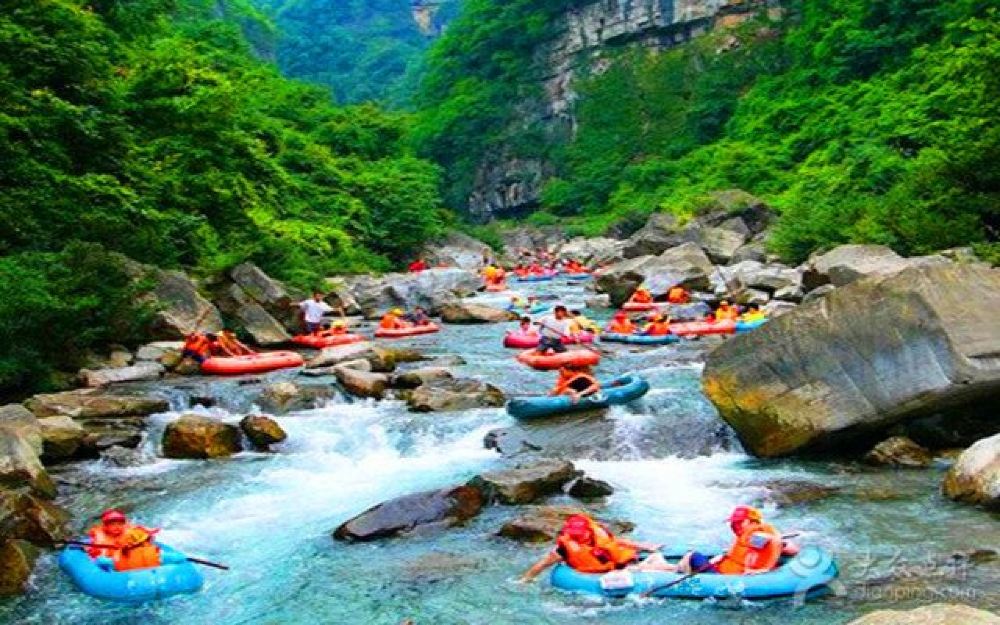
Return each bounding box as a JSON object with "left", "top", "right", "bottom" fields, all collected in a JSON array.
[
  {"left": 736, "top": 318, "right": 768, "bottom": 333},
  {"left": 621, "top": 302, "right": 670, "bottom": 312},
  {"left": 669, "top": 319, "right": 737, "bottom": 337},
  {"left": 291, "top": 333, "right": 365, "bottom": 349},
  {"left": 507, "top": 375, "right": 650, "bottom": 420},
  {"left": 374, "top": 323, "right": 441, "bottom": 339},
  {"left": 503, "top": 332, "right": 595, "bottom": 349},
  {"left": 514, "top": 272, "right": 556, "bottom": 283},
  {"left": 485, "top": 282, "right": 508, "bottom": 292},
  {"left": 59, "top": 542, "right": 204, "bottom": 603},
  {"left": 551, "top": 546, "right": 838, "bottom": 601},
  {"left": 200, "top": 351, "right": 304, "bottom": 375},
  {"left": 601, "top": 332, "right": 680, "bottom": 345},
  {"left": 563, "top": 272, "right": 592, "bottom": 281},
  {"left": 516, "top": 348, "right": 600, "bottom": 371}
]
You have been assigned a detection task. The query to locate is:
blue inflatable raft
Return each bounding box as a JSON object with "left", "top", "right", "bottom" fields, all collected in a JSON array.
[
  {"left": 601, "top": 332, "right": 680, "bottom": 345},
  {"left": 507, "top": 375, "right": 650, "bottom": 420},
  {"left": 736, "top": 319, "right": 768, "bottom": 333},
  {"left": 514, "top": 274, "right": 555, "bottom": 283},
  {"left": 550, "top": 546, "right": 838, "bottom": 601},
  {"left": 508, "top": 303, "right": 552, "bottom": 316},
  {"left": 563, "top": 273, "right": 592, "bottom": 281},
  {"left": 59, "top": 542, "right": 204, "bottom": 603}
]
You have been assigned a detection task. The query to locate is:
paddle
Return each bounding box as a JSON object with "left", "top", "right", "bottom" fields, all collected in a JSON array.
[
  {"left": 639, "top": 533, "right": 801, "bottom": 598},
  {"left": 54, "top": 540, "right": 230, "bottom": 571}
]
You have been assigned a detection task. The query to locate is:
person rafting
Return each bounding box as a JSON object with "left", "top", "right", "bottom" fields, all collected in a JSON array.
[
  {"left": 521, "top": 514, "right": 663, "bottom": 581},
  {"left": 316, "top": 319, "right": 349, "bottom": 336},
  {"left": 510, "top": 316, "right": 537, "bottom": 337},
  {"left": 296, "top": 292, "right": 334, "bottom": 334},
  {"left": 181, "top": 332, "right": 217, "bottom": 364},
  {"left": 715, "top": 300, "right": 740, "bottom": 321},
  {"left": 408, "top": 258, "right": 428, "bottom": 272},
  {"left": 605, "top": 311, "right": 636, "bottom": 334},
  {"left": 642, "top": 313, "right": 672, "bottom": 336},
  {"left": 403, "top": 306, "right": 431, "bottom": 326},
  {"left": 740, "top": 304, "right": 767, "bottom": 323},
  {"left": 628, "top": 286, "right": 654, "bottom": 305},
  {"left": 667, "top": 285, "right": 690, "bottom": 304},
  {"left": 570, "top": 310, "right": 600, "bottom": 335},
  {"left": 550, "top": 365, "right": 600, "bottom": 401},
  {"left": 534, "top": 306, "right": 575, "bottom": 354},
  {"left": 673, "top": 506, "right": 783, "bottom": 576},
  {"left": 379, "top": 308, "right": 410, "bottom": 330},
  {"left": 216, "top": 330, "right": 254, "bottom": 356},
  {"left": 86, "top": 510, "right": 162, "bottom": 572}
]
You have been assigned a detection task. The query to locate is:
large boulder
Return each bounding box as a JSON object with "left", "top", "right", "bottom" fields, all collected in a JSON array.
[
  {"left": 942, "top": 434, "right": 999, "bottom": 509},
  {"left": 391, "top": 367, "right": 454, "bottom": 389},
  {"left": 161, "top": 415, "right": 242, "bottom": 459},
  {"left": 703, "top": 263, "right": 1000, "bottom": 457},
  {"left": 864, "top": 436, "right": 933, "bottom": 468},
  {"left": 306, "top": 342, "right": 378, "bottom": 369},
  {"left": 556, "top": 237, "right": 625, "bottom": 266},
  {"left": 134, "top": 342, "right": 184, "bottom": 365},
  {"left": 78, "top": 362, "right": 165, "bottom": 388},
  {"left": 596, "top": 243, "right": 715, "bottom": 305},
  {"left": 121, "top": 260, "right": 222, "bottom": 339},
  {"left": 439, "top": 303, "right": 517, "bottom": 324},
  {"left": 468, "top": 460, "right": 580, "bottom": 504},
  {"left": 406, "top": 378, "right": 505, "bottom": 412},
  {"left": 334, "top": 367, "right": 389, "bottom": 400},
  {"left": 846, "top": 603, "right": 1000, "bottom": 625},
  {"left": 332, "top": 485, "right": 483, "bottom": 542},
  {"left": 500, "top": 226, "right": 566, "bottom": 260},
  {"left": 423, "top": 231, "right": 492, "bottom": 271},
  {"left": 621, "top": 213, "right": 680, "bottom": 258},
  {"left": 229, "top": 262, "right": 300, "bottom": 331},
  {"left": 239, "top": 415, "right": 287, "bottom": 450},
  {"left": 37, "top": 416, "right": 86, "bottom": 463},
  {"left": 698, "top": 226, "right": 748, "bottom": 264},
  {"left": 213, "top": 283, "right": 290, "bottom": 346},
  {"left": 348, "top": 268, "right": 481, "bottom": 316},
  {"left": 497, "top": 506, "right": 633, "bottom": 543},
  {"left": 0, "top": 434, "right": 55, "bottom": 498},
  {"left": 804, "top": 245, "right": 950, "bottom": 288},
  {"left": 0, "top": 490, "right": 70, "bottom": 542},
  {"left": 718, "top": 261, "right": 803, "bottom": 295},
  {"left": 256, "top": 382, "right": 335, "bottom": 414},
  {"left": 0, "top": 540, "right": 39, "bottom": 596},
  {"left": 0, "top": 405, "right": 42, "bottom": 456},
  {"left": 24, "top": 390, "right": 169, "bottom": 420}
]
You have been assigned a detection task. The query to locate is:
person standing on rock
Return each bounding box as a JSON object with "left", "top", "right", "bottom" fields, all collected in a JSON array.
[{"left": 296, "top": 292, "right": 334, "bottom": 334}]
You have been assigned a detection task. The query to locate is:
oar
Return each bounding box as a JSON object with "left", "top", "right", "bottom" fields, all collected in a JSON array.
[
  {"left": 53, "top": 540, "right": 230, "bottom": 571},
  {"left": 639, "top": 533, "right": 801, "bottom": 598}
]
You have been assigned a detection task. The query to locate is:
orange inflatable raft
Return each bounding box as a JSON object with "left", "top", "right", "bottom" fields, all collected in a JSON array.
[
  {"left": 374, "top": 323, "right": 441, "bottom": 339},
  {"left": 515, "top": 349, "right": 600, "bottom": 371},
  {"left": 669, "top": 319, "right": 737, "bottom": 337},
  {"left": 200, "top": 351, "right": 305, "bottom": 375},
  {"left": 291, "top": 334, "right": 366, "bottom": 349}
]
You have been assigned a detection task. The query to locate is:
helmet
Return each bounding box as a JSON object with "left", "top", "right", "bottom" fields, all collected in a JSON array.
[
  {"left": 729, "top": 505, "right": 763, "bottom": 523},
  {"left": 562, "top": 515, "right": 593, "bottom": 541},
  {"left": 391, "top": 308, "right": 404, "bottom": 315},
  {"left": 101, "top": 509, "right": 127, "bottom": 524}
]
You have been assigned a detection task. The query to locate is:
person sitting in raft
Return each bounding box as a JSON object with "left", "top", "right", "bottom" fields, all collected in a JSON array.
[
  {"left": 216, "top": 329, "right": 254, "bottom": 356},
  {"left": 570, "top": 310, "right": 600, "bottom": 335},
  {"left": 642, "top": 313, "right": 672, "bottom": 336},
  {"left": 87, "top": 509, "right": 162, "bottom": 572},
  {"left": 316, "top": 319, "right": 349, "bottom": 336},
  {"left": 671, "top": 505, "right": 783, "bottom": 576},
  {"left": 667, "top": 284, "right": 690, "bottom": 304},
  {"left": 521, "top": 514, "right": 663, "bottom": 581},
  {"left": 740, "top": 303, "right": 767, "bottom": 323},
  {"left": 403, "top": 306, "right": 431, "bottom": 326},
  {"left": 296, "top": 292, "right": 334, "bottom": 334},
  {"left": 510, "top": 316, "right": 537, "bottom": 337},
  {"left": 605, "top": 311, "right": 636, "bottom": 334},
  {"left": 715, "top": 300, "right": 740, "bottom": 321},
  {"left": 534, "top": 305, "right": 575, "bottom": 354},
  {"left": 513, "top": 263, "right": 528, "bottom": 278},
  {"left": 628, "top": 286, "right": 654, "bottom": 305},
  {"left": 551, "top": 364, "right": 600, "bottom": 402},
  {"left": 379, "top": 308, "right": 411, "bottom": 330},
  {"left": 181, "top": 332, "right": 217, "bottom": 364},
  {"left": 408, "top": 257, "right": 429, "bottom": 273},
  {"left": 527, "top": 262, "right": 545, "bottom": 275}
]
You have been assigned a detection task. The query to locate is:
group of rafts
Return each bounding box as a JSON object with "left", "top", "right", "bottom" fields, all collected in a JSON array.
[{"left": 59, "top": 263, "right": 839, "bottom": 605}]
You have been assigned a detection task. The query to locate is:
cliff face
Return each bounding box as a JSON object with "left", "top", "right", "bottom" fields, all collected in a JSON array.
[{"left": 467, "top": 0, "right": 768, "bottom": 221}]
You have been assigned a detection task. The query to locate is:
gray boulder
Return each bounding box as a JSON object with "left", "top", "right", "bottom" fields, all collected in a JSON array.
[
  {"left": 79, "top": 362, "right": 165, "bottom": 388},
  {"left": 698, "top": 226, "right": 747, "bottom": 264},
  {"left": 424, "top": 232, "right": 492, "bottom": 270},
  {"left": 37, "top": 416, "right": 86, "bottom": 463},
  {"left": 239, "top": 415, "right": 287, "bottom": 450},
  {"left": 306, "top": 342, "right": 378, "bottom": 369},
  {"left": 0, "top": 489, "right": 70, "bottom": 542},
  {"left": 730, "top": 241, "right": 768, "bottom": 264},
  {"left": 596, "top": 243, "right": 715, "bottom": 306},
  {"left": 348, "top": 268, "right": 480, "bottom": 316},
  {"left": 332, "top": 485, "right": 483, "bottom": 542},
  {"left": 406, "top": 378, "right": 505, "bottom": 412},
  {"left": 0, "top": 405, "right": 42, "bottom": 456},
  {"left": 439, "top": 302, "right": 517, "bottom": 324},
  {"left": 213, "top": 283, "right": 290, "bottom": 346},
  {"left": 557, "top": 237, "right": 625, "bottom": 266},
  {"left": 120, "top": 259, "right": 222, "bottom": 339},
  {"left": 864, "top": 436, "right": 933, "bottom": 468},
  {"left": 703, "top": 263, "right": 1000, "bottom": 457},
  {"left": 621, "top": 213, "right": 680, "bottom": 258},
  {"left": 805, "top": 245, "right": 951, "bottom": 288},
  {"left": 0, "top": 434, "right": 55, "bottom": 498},
  {"left": 334, "top": 367, "right": 389, "bottom": 400},
  {"left": 497, "top": 506, "right": 633, "bottom": 543},
  {"left": 468, "top": 460, "right": 580, "bottom": 504},
  {"left": 391, "top": 367, "right": 454, "bottom": 389},
  {"left": 564, "top": 476, "right": 614, "bottom": 499},
  {"left": 24, "top": 389, "right": 168, "bottom": 420},
  {"left": 229, "top": 262, "right": 301, "bottom": 331},
  {"left": 256, "top": 382, "right": 334, "bottom": 414},
  {"left": 134, "top": 341, "right": 184, "bottom": 363},
  {"left": 162, "top": 415, "right": 242, "bottom": 459},
  {"left": 943, "top": 433, "right": 999, "bottom": 509},
  {"left": 846, "top": 603, "right": 1000, "bottom": 625}
]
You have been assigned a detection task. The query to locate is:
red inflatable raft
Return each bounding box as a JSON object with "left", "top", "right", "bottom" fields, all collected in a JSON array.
[
  {"left": 200, "top": 351, "right": 305, "bottom": 376},
  {"left": 503, "top": 332, "right": 595, "bottom": 349},
  {"left": 669, "top": 319, "right": 737, "bottom": 337},
  {"left": 374, "top": 323, "right": 441, "bottom": 339},
  {"left": 291, "top": 333, "right": 365, "bottom": 349},
  {"left": 485, "top": 282, "right": 508, "bottom": 292},
  {"left": 516, "top": 349, "right": 600, "bottom": 371}
]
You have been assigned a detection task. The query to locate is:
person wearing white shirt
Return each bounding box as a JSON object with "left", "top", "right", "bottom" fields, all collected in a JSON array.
[
  {"left": 534, "top": 306, "right": 573, "bottom": 353},
  {"left": 297, "top": 292, "right": 334, "bottom": 334}
]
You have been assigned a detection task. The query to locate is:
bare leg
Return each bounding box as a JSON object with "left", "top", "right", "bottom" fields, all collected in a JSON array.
[{"left": 631, "top": 552, "right": 677, "bottom": 572}]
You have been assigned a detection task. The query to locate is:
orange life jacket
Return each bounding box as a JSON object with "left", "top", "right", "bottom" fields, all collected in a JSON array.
[
  {"left": 644, "top": 321, "right": 672, "bottom": 336},
  {"left": 183, "top": 334, "right": 212, "bottom": 358},
  {"left": 379, "top": 314, "right": 403, "bottom": 329},
  {"left": 553, "top": 370, "right": 599, "bottom": 396},
  {"left": 87, "top": 525, "right": 162, "bottom": 571},
  {"left": 716, "top": 306, "right": 740, "bottom": 321},
  {"left": 556, "top": 519, "right": 637, "bottom": 573},
  {"left": 667, "top": 287, "right": 689, "bottom": 304},
  {"left": 607, "top": 319, "right": 635, "bottom": 334},
  {"left": 717, "top": 521, "right": 782, "bottom": 575},
  {"left": 630, "top": 291, "right": 653, "bottom": 304}
]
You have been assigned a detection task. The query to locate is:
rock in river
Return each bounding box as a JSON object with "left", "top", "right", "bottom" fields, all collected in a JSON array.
[
  {"left": 846, "top": 603, "right": 1000, "bottom": 625},
  {"left": 406, "top": 378, "right": 505, "bottom": 412},
  {"left": 334, "top": 367, "right": 389, "bottom": 400},
  {"left": 864, "top": 436, "right": 933, "bottom": 468},
  {"left": 0, "top": 540, "right": 39, "bottom": 597},
  {"left": 498, "top": 506, "right": 634, "bottom": 543},
  {"left": 703, "top": 263, "right": 1000, "bottom": 457},
  {"left": 0, "top": 433, "right": 56, "bottom": 499},
  {"left": 162, "top": 415, "right": 242, "bottom": 459},
  {"left": 37, "top": 416, "right": 86, "bottom": 463},
  {"left": 24, "top": 389, "right": 169, "bottom": 420},
  {"left": 239, "top": 415, "right": 287, "bottom": 450},
  {"left": 333, "top": 485, "right": 483, "bottom": 542},
  {"left": 469, "top": 460, "right": 580, "bottom": 505},
  {"left": 439, "top": 302, "right": 517, "bottom": 324},
  {"left": 942, "top": 433, "right": 999, "bottom": 509},
  {"left": 78, "top": 362, "right": 165, "bottom": 388},
  {"left": 0, "top": 489, "right": 70, "bottom": 543}
]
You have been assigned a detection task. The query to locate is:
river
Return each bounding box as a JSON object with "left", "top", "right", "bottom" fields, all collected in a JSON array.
[{"left": 1, "top": 279, "right": 997, "bottom": 624}]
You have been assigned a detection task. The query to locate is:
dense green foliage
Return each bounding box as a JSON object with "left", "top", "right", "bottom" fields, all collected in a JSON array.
[
  {"left": 252, "top": 0, "right": 459, "bottom": 106},
  {"left": 0, "top": 0, "right": 445, "bottom": 396},
  {"left": 415, "top": 0, "right": 999, "bottom": 261}
]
